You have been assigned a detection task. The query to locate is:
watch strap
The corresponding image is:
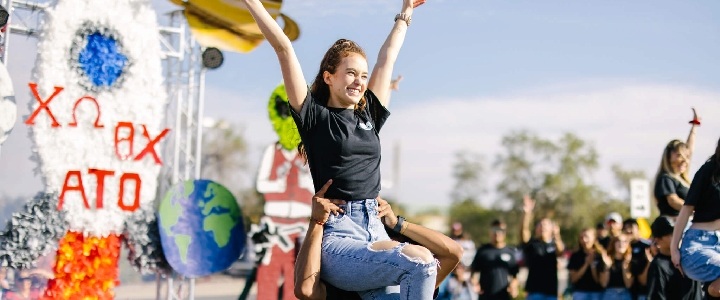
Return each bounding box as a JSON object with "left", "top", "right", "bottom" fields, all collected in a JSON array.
[{"left": 393, "top": 216, "right": 406, "bottom": 233}]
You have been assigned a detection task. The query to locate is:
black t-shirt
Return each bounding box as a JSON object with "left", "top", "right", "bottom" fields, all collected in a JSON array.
[
  {"left": 607, "top": 259, "right": 627, "bottom": 288},
  {"left": 567, "top": 250, "right": 603, "bottom": 292},
  {"left": 646, "top": 254, "right": 702, "bottom": 300},
  {"left": 522, "top": 238, "right": 558, "bottom": 296},
  {"left": 291, "top": 89, "right": 390, "bottom": 200},
  {"left": 598, "top": 236, "right": 610, "bottom": 249},
  {"left": 629, "top": 240, "right": 650, "bottom": 297},
  {"left": 654, "top": 172, "right": 690, "bottom": 216},
  {"left": 470, "top": 244, "right": 519, "bottom": 299},
  {"left": 684, "top": 160, "right": 720, "bottom": 223}
]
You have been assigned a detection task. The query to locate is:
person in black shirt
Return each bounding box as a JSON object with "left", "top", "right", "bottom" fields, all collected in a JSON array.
[
  {"left": 598, "top": 234, "right": 634, "bottom": 300},
  {"left": 520, "top": 195, "right": 565, "bottom": 300},
  {"left": 470, "top": 219, "right": 519, "bottom": 300},
  {"left": 599, "top": 212, "right": 623, "bottom": 249},
  {"left": 243, "top": 0, "right": 443, "bottom": 298},
  {"left": 653, "top": 108, "right": 700, "bottom": 218},
  {"left": 567, "top": 228, "right": 605, "bottom": 300},
  {"left": 646, "top": 216, "right": 702, "bottom": 300},
  {"left": 673, "top": 137, "right": 720, "bottom": 298},
  {"left": 623, "top": 219, "right": 651, "bottom": 300},
  {"left": 293, "top": 190, "right": 462, "bottom": 300}
]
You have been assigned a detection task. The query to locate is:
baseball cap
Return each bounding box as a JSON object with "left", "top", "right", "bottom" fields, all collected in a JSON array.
[
  {"left": 605, "top": 212, "right": 622, "bottom": 223},
  {"left": 651, "top": 216, "right": 675, "bottom": 238}
]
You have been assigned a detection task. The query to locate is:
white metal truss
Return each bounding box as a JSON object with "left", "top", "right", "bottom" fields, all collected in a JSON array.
[
  {"left": 0, "top": 2, "right": 206, "bottom": 300},
  {"left": 155, "top": 9, "right": 206, "bottom": 300}
]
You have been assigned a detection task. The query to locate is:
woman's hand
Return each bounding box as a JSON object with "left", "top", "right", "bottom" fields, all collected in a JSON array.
[
  {"left": 311, "top": 180, "right": 346, "bottom": 223},
  {"left": 692, "top": 107, "right": 700, "bottom": 124},
  {"left": 671, "top": 248, "right": 685, "bottom": 277},
  {"left": 585, "top": 250, "right": 596, "bottom": 266},
  {"left": 601, "top": 250, "right": 612, "bottom": 268},
  {"left": 402, "top": 0, "right": 425, "bottom": 14},
  {"left": 376, "top": 197, "right": 399, "bottom": 228}
]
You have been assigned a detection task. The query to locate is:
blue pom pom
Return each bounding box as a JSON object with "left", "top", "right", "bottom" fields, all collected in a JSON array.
[{"left": 78, "top": 32, "right": 128, "bottom": 87}]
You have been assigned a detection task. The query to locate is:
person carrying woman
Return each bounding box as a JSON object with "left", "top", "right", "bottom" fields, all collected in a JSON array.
[
  {"left": 567, "top": 228, "right": 606, "bottom": 300},
  {"left": 672, "top": 137, "right": 720, "bottom": 298},
  {"left": 598, "top": 234, "right": 635, "bottom": 300},
  {"left": 242, "top": 0, "right": 444, "bottom": 298},
  {"left": 654, "top": 108, "right": 701, "bottom": 219},
  {"left": 293, "top": 180, "right": 463, "bottom": 300}
]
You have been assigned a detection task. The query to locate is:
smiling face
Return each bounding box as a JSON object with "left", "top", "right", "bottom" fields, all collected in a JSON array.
[
  {"left": 579, "top": 229, "right": 596, "bottom": 250},
  {"left": 670, "top": 147, "right": 690, "bottom": 174},
  {"left": 324, "top": 53, "right": 368, "bottom": 108}
]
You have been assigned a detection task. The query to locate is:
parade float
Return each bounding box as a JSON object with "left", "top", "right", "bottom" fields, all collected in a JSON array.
[{"left": 0, "top": 0, "right": 302, "bottom": 299}]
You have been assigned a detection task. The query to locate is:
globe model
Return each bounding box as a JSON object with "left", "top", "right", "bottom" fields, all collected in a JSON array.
[{"left": 158, "top": 179, "right": 245, "bottom": 277}]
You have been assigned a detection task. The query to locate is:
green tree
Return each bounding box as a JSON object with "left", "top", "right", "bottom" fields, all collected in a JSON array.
[
  {"left": 494, "top": 130, "right": 615, "bottom": 248},
  {"left": 451, "top": 150, "right": 487, "bottom": 203},
  {"left": 200, "top": 120, "right": 264, "bottom": 230}
]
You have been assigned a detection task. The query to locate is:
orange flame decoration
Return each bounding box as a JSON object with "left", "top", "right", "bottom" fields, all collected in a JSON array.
[{"left": 42, "top": 231, "right": 121, "bottom": 300}]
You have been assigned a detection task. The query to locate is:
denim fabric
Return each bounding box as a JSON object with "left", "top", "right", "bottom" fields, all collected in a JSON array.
[
  {"left": 525, "top": 294, "right": 558, "bottom": 300},
  {"left": 636, "top": 295, "right": 647, "bottom": 300},
  {"left": 601, "top": 288, "right": 631, "bottom": 300},
  {"left": 320, "top": 199, "right": 438, "bottom": 300},
  {"left": 572, "top": 291, "right": 603, "bottom": 300},
  {"left": 680, "top": 229, "right": 720, "bottom": 282}
]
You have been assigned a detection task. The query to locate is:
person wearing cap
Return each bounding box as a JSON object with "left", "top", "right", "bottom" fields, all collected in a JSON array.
[
  {"left": 646, "top": 216, "right": 702, "bottom": 300},
  {"left": 3, "top": 270, "right": 41, "bottom": 300},
  {"left": 470, "top": 219, "right": 520, "bottom": 300},
  {"left": 520, "top": 195, "right": 565, "bottom": 300},
  {"left": 622, "top": 218, "right": 653, "bottom": 300},
  {"left": 599, "top": 213, "right": 623, "bottom": 249},
  {"left": 672, "top": 138, "right": 720, "bottom": 298}
]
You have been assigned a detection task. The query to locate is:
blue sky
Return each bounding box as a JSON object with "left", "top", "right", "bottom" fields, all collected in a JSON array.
[{"left": 1, "top": 0, "right": 720, "bottom": 211}]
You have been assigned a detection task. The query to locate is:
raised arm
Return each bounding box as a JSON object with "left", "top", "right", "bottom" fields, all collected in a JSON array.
[
  {"left": 368, "top": 0, "right": 423, "bottom": 106},
  {"left": 520, "top": 195, "right": 535, "bottom": 244},
  {"left": 242, "top": 0, "right": 307, "bottom": 112},
  {"left": 686, "top": 108, "right": 700, "bottom": 159}
]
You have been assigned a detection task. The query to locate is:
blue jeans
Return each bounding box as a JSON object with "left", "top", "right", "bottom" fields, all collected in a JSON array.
[
  {"left": 680, "top": 229, "right": 720, "bottom": 282},
  {"left": 572, "top": 291, "right": 603, "bottom": 300},
  {"left": 320, "top": 199, "right": 438, "bottom": 300},
  {"left": 601, "top": 288, "right": 631, "bottom": 300},
  {"left": 526, "top": 294, "right": 557, "bottom": 300}
]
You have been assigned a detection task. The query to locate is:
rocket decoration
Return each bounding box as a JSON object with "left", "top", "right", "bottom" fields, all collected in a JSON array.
[
  {"left": 23, "top": 0, "right": 168, "bottom": 298},
  {"left": 251, "top": 83, "right": 313, "bottom": 300}
]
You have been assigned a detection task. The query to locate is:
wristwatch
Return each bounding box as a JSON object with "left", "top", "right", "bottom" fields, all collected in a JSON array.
[
  {"left": 394, "top": 13, "right": 411, "bottom": 26},
  {"left": 393, "top": 216, "right": 406, "bottom": 233}
]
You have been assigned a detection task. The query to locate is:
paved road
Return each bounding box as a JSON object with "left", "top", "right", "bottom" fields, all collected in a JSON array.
[{"left": 116, "top": 262, "right": 570, "bottom": 300}]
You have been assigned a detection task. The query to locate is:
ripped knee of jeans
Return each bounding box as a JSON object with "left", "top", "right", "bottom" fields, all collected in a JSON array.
[{"left": 400, "top": 244, "right": 435, "bottom": 265}]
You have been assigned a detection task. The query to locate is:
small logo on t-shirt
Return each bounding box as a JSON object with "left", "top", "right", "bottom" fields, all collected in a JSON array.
[
  {"left": 358, "top": 121, "right": 374, "bottom": 130},
  {"left": 500, "top": 253, "right": 511, "bottom": 262}
]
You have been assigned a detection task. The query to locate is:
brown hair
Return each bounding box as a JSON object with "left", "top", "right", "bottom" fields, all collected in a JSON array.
[
  {"left": 579, "top": 228, "right": 604, "bottom": 253},
  {"left": 298, "top": 39, "right": 368, "bottom": 162},
  {"left": 606, "top": 234, "right": 632, "bottom": 269}
]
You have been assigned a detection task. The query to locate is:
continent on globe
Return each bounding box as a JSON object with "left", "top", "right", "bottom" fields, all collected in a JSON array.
[{"left": 158, "top": 179, "right": 246, "bottom": 277}]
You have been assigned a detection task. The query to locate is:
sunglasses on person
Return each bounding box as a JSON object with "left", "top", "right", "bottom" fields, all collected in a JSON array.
[
  {"left": 17, "top": 277, "right": 30, "bottom": 282},
  {"left": 492, "top": 228, "right": 506, "bottom": 233}
]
